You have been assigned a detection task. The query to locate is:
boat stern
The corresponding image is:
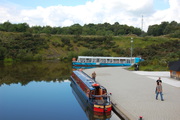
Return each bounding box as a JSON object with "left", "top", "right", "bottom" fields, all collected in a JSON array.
[{"left": 93, "top": 104, "right": 112, "bottom": 113}]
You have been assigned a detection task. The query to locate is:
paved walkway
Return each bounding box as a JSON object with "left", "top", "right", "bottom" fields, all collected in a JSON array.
[{"left": 84, "top": 67, "right": 180, "bottom": 120}]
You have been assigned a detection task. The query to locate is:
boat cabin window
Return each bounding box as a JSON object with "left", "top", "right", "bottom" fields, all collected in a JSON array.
[
  {"left": 107, "top": 59, "right": 112, "bottom": 63},
  {"left": 120, "top": 59, "right": 125, "bottom": 63},
  {"left": 86, "top": 58, "right": 89, "bottom": 62},
  {"left": 100, "top": 59, "right": 106, "bottom": 63},
  {"left": 79, "top": 58, "right": 86, "bottom": 62},
  {"left": 92, "top": 58, "right": 97, "bottom": 63},
  {"left": 114, "top": 59, "right": 119, "bottom": 63}
]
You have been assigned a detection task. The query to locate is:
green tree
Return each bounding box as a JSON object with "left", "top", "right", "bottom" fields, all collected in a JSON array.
[
  {"left": 16, "top": 23, "right": 29, "bottom": 32},
  {"left": 42, "top": 26, "right": 52, "bottom": 34},
  {"left": 159, "top": 21, "right": 169, "bottom": 35},
  {"left": 147, "top": 24, "right": 159, "bottom": 36},
  {"left": 31, "top": 26, "right": 43, "bottom": 34},
  {"left": 2, "top": 21, "right": 13, "bottom": 32},
  {"left": 82, "top": 23, "right": 96, "bottom": 35},
  {"left": 69, "top": 24, "right": 82, "bottom": 35}
]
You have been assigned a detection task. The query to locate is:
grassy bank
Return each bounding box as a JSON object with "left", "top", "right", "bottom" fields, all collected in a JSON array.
[{"left": 0, "top": 32, "right": 179, "bottom": 71}]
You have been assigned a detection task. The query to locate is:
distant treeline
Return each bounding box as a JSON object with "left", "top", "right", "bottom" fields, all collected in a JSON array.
[
  {"left": 0, "top": 21, "right": 142, "bottom": 36},
  {"left": 147, "top": 21, "right": 180, "bottom": 38},
  {"left": 0, "top": 21, "right": 180, "bottom": 37}
]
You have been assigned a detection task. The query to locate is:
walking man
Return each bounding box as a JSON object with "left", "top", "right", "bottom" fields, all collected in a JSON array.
[
  {"left": 156, "top": 81, "right": 164, "bottom": 101},
  {"left": 92, "top": 71, "right": 96, "bottom": 81}
]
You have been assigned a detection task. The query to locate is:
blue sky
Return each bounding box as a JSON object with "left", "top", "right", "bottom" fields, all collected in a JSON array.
[
  {"left": 154, "top": 0, "right": 170, "bottom": 10},
  {"left": 2, "top": 0, "right": 169, "bottom": 9},
  {"left": 2, "top": 0, "right": 94, "bottom": 8},
  {"left": 0, "top": 0, "right": 179, "bottom": 31}
]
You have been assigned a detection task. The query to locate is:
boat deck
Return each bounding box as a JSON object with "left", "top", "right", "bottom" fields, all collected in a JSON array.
[{"left": 84, "top": 67, "right": 180, "bottom": 120}]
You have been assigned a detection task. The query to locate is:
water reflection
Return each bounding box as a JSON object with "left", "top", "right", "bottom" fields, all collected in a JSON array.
[
  {"left": 71, "top": 81, "right": 111, "bottom": 120},
  {"left": 0, "top": 81, "right": 89, "bottom": 120},
  {"left": 0, "top": 61, "right": 72, "bottom": 86},
  {"left": 0, "top": 61, "right": 121, "bottom": 120}
]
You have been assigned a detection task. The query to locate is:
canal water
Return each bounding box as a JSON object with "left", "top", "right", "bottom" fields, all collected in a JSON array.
[{"left": 0, "top": 61, "right": 120, "bottom": 120}]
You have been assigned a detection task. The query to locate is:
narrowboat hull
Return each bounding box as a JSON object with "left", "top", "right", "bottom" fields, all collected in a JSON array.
[
  {"left": 70, "top": 70, "right": 112, "bottom": 113},
  {"left": 71, "top": 81, "right": 111, "bottom": 118}
]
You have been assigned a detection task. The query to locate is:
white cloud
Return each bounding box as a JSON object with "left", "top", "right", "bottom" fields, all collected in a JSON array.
[
  {"left": 0, "top": 0, "right": 179, "bottom": 31},
  {"left": 146, "top": 0, "right": 180, "bottom": 29}
]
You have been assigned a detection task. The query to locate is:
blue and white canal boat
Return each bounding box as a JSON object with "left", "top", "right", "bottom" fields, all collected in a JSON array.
[{"left": 72, "top": 56, "right": 143, "bottom": 67}]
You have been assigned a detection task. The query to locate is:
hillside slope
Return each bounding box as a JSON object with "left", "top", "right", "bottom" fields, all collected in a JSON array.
[{"left": 0, "top": 32, "right": 179, "bottom": 70}]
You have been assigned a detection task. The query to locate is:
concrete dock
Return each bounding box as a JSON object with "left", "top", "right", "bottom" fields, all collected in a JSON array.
[{"left": 84, "top": 67, "right": 180, "bottom": 120}]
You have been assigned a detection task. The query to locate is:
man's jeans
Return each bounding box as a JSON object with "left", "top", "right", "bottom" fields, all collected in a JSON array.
[{"left": 156, "top": 92, "right": 164, "bottom": 100}]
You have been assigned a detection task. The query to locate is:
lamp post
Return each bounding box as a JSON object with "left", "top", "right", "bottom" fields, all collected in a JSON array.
[{"left": 130, "top": 37, "right": 133, "bottom": 64}]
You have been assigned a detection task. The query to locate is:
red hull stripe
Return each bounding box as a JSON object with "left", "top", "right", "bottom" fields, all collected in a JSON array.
[{"left": 94, "top": 107, "right": 112, "bottom": 113}]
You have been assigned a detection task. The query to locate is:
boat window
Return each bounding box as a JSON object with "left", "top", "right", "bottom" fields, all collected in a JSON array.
[
  {"left": 92, "top": 59, "right": 99, "bottom": 62},
  {"left": 120, "top": 59, "right": 125, "bottom": 63},
  {"left": 80, "top": 58, "right": 85, "bottom": 62},
  {"left": 114, "top": 59, "right": 119, "bottom": 63},
  {"left": 100, "top": 59, "right": 106, "bottom": 63},
  {"left": 127, "top": 59, "right": 130, "bottom": 63},
  {"left": 107, "top": 59, "right": 111, "bottom": 63}
]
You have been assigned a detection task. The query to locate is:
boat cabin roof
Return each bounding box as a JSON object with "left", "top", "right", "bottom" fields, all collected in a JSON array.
[
  {"left": 78, "top": 56, "right": 139, "bottom": 60},
  {"left": 73, "top": 70, "right": 98, "bottom": 90}
]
